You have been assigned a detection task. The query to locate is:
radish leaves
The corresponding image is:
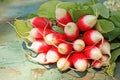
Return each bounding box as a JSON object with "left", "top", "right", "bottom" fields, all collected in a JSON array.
[
  {"left": 14, "top": 20, "right": 32, "bottom": 38},
  {"left": 96, "top": 19, "right": 115, "bottom": 33},
  {"left": 38, "top": 1, "right": 61, "bottom": 20},
  {"left": 91, "top": 3, "right": 109, "bottom": 18}
]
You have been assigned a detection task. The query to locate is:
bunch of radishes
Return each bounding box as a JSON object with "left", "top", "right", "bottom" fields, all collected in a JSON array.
[{"left": 26, "top": 7, "right": 111, "bottom": 72}]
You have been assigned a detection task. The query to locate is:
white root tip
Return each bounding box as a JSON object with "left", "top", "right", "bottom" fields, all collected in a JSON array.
[
  {"left": 55, "top": 8, "right": 67, "bottom": 19},
  {"left": 57, "top": 58, "right": 70, "bottom": 71},
  {"left": 84, "top": 15, "right": 97, "bottom": 27}
]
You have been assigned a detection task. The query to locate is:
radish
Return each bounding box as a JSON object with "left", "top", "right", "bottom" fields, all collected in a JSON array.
[
  {"left": 77, "top": 15, "right": 97, "bottom": 31},
  {"left": 100, "top": 54, "right": 110, "bottom": 66},
  {"left": 44, "top": 32, "right": 66, "bottom": 46},
  {"left": 84, "top": 46, "right": 102, "bottom": 60},
  {"left": 64, "top": 22, "right": 79, "bottom": 40},
  {"left": 92, "top": 60, "right": 102, "bottom": 68},
  {"left": 55, "top": 8, "right": 73, "bottom": 28},
  {"left": 72, "top": 52, "right": 89, "bottom": 72},
  {"left": 58, "top": 42, "right": 73, "bottom": 55},
  {"left": 73, "top": 39, "right": 85, "bottom": 52},
  {"left": 57, "top": 56, "right": 72, "bottom": 71},
  {"left": 31, "top": 16, "right": 52, "bottom": 29},
  {"left": 27, "top": 39, "right": 51, "bottom": 53},
  {"left": 25, "top": 53, "right": 49, "bottom": 64},
  {"left": 28, "top": 28, "right": 54, "bottom": 42},
  {"left": 29, "top": 28, "right": 43, "bottom": 39},
  {"left": 92, "top": 54, "right": 109, "bottom": 68},
  {"left": 46, "top": 47, "right": 61, "bottom": 63},
  {"left": 96, "top": 39, "right": 111, "bottom": 57},
  {"left": 38, "top": 28, "right": 55, "bottom": 37},
  {"left": 100, "top": 54, "right": 109, "bottom": 62},
  {"left": 32, "top": 53, "right": 49, "bottom": 64},
  {"left": 32, "top": 28, "right": 54, "bottom": 38},
  {"left": 83, "top": 29, "right": 104, "bottom": 45}
]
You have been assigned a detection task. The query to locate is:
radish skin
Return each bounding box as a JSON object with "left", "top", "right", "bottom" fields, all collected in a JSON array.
[
  {"left": 32, "top": 53, "right": 48, "bottom": 64},
  {"left": 100, "top": 54, "right": 109, "bottom": 62},
  {"left": 58, "top": 42, "right": 73, "bottom": 55},
  {"left": 77, "top": 15, "right": 97, "bottom": 31},
  {"left": 64, "top": 22, "right": 79, "bottom": 40},
  {"left": 46, "top": 47, "right": 61, "bottom": 63},
  {"left": 73, "top": 39, "right": 85, "bottom": 52},
  {"left": 84, "top": 46, "right": 102, "bottom": 60},
  {"left": 44, "top": 32, "right": 66, "bottom": 46},
  {"left": 29, "top": 28, "right": 43, "bottom": 39},
  {"left": 100, "top": 54, "right": 110, "bottom": 66},
  {"left": 92, "top": 54, "right": 110, "bottom": 68},
  {"left": 31, "top": 16, "right": 52, "bottom": 29},
  {"left": 27, "top": 40, "right": 51, "bottom": 53},
  {"left": 92, "top": 60, "right": 102, "bottom": 68},
  {"left": 57, "top": 56, "right": 72, "bottom": 71},
  {"left": 28, "top": 28, "right": 54, "bottom": 42},
  {"left": 96, "top": 40, "right": 111, "bottom": 57},
  {"left": 72, "top": 52, "right": 88, "bottom": 72},
  {"left": 83, "top": 30, "right": 104, "bottom": 45},
  {"left": 55, "top": 8, "right": 73, "bottom": 28}
]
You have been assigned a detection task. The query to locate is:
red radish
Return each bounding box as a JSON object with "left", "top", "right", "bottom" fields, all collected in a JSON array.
[
  {"left": 96, "top": 39, "right": 111, "bottom": 57},
  {"left": 92, "top": 60, "right": 102, "bottom": 68},
  {"left": 84, "top": 46, "right": 102, "bottom": 60},
  {"left": 31, "top": 16, "right": 52, "bottom": 29},
  {"left": 64, "top": 22, "right": 79, "bottom": 40},
  {"left": 58, "top": 42, "right": 72, "bottom": 55},
  {"left": 27, "top": 39, "right": 51, "bottom": 53},
  {"left": 28, "top": 28, "right": 54, "bottom": 42},
  {"left": 72, "top": 52, "right": 89, "bottom": 72},
  {"left": 29, "top": 28, "right": 43, "bottom": 39},
  {"left": 77, "top": 15, "right": 97, "bottom": 31},
  {"left": 73, "top": 39, "right": 85, "bottom": 52},
  {"left": 83, "top": 30, "right": 104, "bottom": 45},
  {"left": 34, "top": 28, "right": 54, "bottom": 38},
  {"left": 100, "top": 54, "right": 109, "bottom": 62},
  {"left": 92, "top": 54, "right": 109, "bottom": 68},
  {"left": 32, "top": 53, "right": 49, "bottom": 64},
  {"left": 44, "top": 32, "right": 66, "bottom": 46},
  {"left": 38, "top": 28, "right": 55, "bottom": 37},
  {"left": 55, "top": 8, "right": 73, "bottom": 28},
  {"left": 46, "top": 47, "right": 61, "bottom": 63},
  {"left": 57, "top": 56, "right": 72, "bottom": 71},
  {"left": 100, "top": 54, "right": 110, "bottom": 66}
]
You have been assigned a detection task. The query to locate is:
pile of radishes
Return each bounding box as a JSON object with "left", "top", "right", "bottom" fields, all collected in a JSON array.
[{"left": 26, "top": 7, "right": 111, "bottom": 72}]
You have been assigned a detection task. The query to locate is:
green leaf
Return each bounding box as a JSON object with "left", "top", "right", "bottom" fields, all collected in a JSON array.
[
  {"left": 105, "top": 62, "right": 116, "bottom": 76},
  {"left": 56, "top": 2, "right": 77, "bottom": 10},
  {"left": 92, "top": 3, "right": 109, "bottom": 18},
  {"left": 83, "top": 0, "right": 98, "bottom": 6},
  {"left": 38, "top": 1, "right": 61, "bottom": 19},
  {"left": 56, "top": 1, "right": 77, "bottom": 20},
  {"left": 106, "top": 28, "right": 120, "bottom": 41},
  {"left": 109, "top": 10, "right": 120, "bottom": 27},
  {"left": 52, "top": 25, "right": 64, "bottom": 34},
  {"left": 14, "top": 20, "right": 32, "bottom": 38},
  {"left": 96, "top": 19, "right": 115, "bottom": 33},
  {"left": 110, "top": 48, "right": 120, "bottom": 64},
  {"left": 70, "top": 5, "right": 94, "bottom": 22},
  {"left": 111, "top": 43, "right": 120, "bottom": 50},
  {"left": 28, "top": 13, "right": 38, "bottom": 19}
]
